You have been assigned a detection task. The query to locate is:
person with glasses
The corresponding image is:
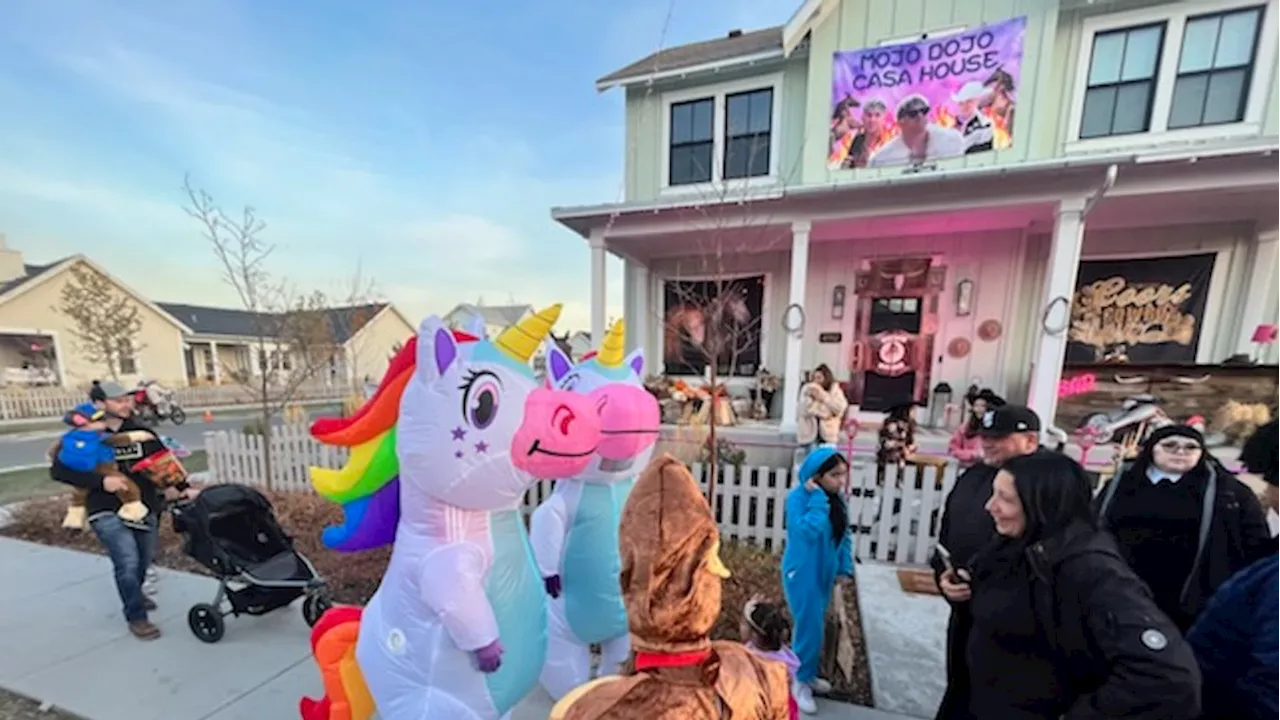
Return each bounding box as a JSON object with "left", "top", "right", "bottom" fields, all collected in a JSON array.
[
  {"left": 866, "top": 93, "right": 965, "bottom": 169},
  {"left": 1095, "top": 425, "right": 1273, "bottom": 631}
]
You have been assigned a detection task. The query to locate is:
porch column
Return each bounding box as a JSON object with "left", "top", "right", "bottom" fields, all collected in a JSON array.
[
  {"left": 589, "top": 228, "right": 607, "bottom": 343},
  {"left": 1026, "top": 197, "right": 1086, "bottom": 428},
  {"left": 634, "top": 262, "right": 651, "bottom": 361},
  {"left": 780, "top": 220, "right": 811, "bottom": 433},
  {"left": 1234, "top": 226, "right": 1279, "bottom": 356},
  {"left": 209, "top": 341, "right": 221, "bottom": 384}
]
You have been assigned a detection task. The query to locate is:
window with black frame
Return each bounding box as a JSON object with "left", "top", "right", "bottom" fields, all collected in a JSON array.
[
  {"left": 1168, "top": 5, "right": 1264, "bottom": 129},
  {"left": 1080, "top": 22, "right": 1166, "bottom": 138},
  {"left": 668, "top": 98, "right": 714, "bottom": 186},
  {"left": 723, "top": 88, "right": 773, "bottom": 180}
]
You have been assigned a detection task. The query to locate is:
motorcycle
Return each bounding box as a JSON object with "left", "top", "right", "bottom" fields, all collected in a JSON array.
[
  {"left": 1075, "top": 373, "right": 1225, "bottom": 458},
  {"left": 132, "top": 382, "right": 187, "bottom": 427}
]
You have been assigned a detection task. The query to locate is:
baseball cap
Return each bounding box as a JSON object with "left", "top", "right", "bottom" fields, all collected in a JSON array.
[
  {"left": 979, "top": 405, "right": 1041, "bottom": 437},
  {"left": 96, "top": 380, "right": 131, "bottom": 399}
]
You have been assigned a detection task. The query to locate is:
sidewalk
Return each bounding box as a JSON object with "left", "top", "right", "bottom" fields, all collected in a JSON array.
[
  {"left": 0, "top": 398, "right": 342, "bottom": 433},
  {"left": 0, "top": 537, "right": 910, "bottom": 720}
]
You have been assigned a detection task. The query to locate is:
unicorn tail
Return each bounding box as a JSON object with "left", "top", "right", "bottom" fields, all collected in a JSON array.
[{"left": 299, "top": 606, "right": 375, "bottom": 720}]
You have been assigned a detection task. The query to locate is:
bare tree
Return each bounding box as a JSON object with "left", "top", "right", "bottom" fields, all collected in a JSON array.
[
  {"left": 182, "top": 175, "right": 372, "bottom": 488},
  {"left": 55, "top": 262, "right": 145, "bottom": 381}
]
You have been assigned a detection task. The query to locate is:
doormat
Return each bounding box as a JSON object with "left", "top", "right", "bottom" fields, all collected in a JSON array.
[{"left": 897, "top": 567, "right": 941, "bottom": 596}]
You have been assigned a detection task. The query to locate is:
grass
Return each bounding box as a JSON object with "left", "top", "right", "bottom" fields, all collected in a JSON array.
[{"left": 0, "top": 451, "right": 208, "bottom": 506}]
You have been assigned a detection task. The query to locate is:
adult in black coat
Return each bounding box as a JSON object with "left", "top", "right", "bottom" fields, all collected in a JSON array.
[
  {"left": 932, "top": 405, "right": 1042, "bottom": 720},
  {"left": 966, "top": 451, "right": 1201, "bottom": 720},
  {"left": 1095, "top": 424, "right": 1273, "bottom": 631}
]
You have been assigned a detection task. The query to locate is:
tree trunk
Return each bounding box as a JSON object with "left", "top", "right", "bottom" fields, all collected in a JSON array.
[{"left": 707, "top": 363, "right": 719, "bottom": 510}]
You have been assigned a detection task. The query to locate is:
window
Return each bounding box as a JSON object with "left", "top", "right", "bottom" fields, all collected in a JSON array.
[
  {"left": 117, "top": 338, "right": 137, "bottom": 375},
  {"left": 723, "top": 89, "right": 773, "bottom": 180},
  {"left": 668, "top": 98, "right": 714, "bottom": 186},
  {"left": 1080, "top": 23, "right": 1166, "bottom": 138},
  {"left": 1168, "top": 6, "right": 1263, "bottom": 128}
]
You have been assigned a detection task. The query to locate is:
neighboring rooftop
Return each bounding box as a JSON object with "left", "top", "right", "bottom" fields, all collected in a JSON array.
[
  {"left": 596, "top": 26, "right": 784, "bottom": 89},
  {"left": 444, "top": 303, "right": 534, "bottom": 328},
  {"left": 0, "top": 259, "right": 70, "bottom": 298},
  {"left": 157, "top": 302, "right": 388, "bottom": 343}
]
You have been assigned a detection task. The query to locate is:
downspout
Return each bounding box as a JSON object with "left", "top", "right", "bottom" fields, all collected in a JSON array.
[{"left": 1081, "top": 164, "right": 1118, "bottom": 219}]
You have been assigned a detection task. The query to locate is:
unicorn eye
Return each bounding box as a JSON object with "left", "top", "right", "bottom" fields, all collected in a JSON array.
[{"left": 462, "top": 373, "right": 501, "bottom": 430}]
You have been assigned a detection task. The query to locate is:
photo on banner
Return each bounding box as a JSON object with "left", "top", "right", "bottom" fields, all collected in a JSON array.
[
  {"left": 828, "top": 16, "right": 1026, "bottom": 170},
  {"left": 1066, "top": 253, "right": 1218, "bottom": 364}
]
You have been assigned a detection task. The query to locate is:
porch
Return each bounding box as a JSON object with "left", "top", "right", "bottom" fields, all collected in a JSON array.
[
  {"left": 556, "top": 144, "right": 1278, "bottom": 440},
  {"left": 184, "top": 337, "right": 354, "bottom": 388},
  {"left": 0, "top": 330, "right": 62, "bottom": 387}
]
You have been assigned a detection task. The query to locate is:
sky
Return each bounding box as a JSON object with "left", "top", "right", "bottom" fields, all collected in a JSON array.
[{"left": 0, "top": 0, "right": 795, "bottom": 333}]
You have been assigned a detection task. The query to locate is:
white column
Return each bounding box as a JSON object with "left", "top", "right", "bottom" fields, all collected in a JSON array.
[
  {"left": 1235, "top": 226, "right": 1279, "bottom": 356},
  {"left": 634, "top": 262, "right": 651, "bottom": 362},
  {"left": 1026, "top": 198, "right": 1086, "bottom": 427},
  {"left": 589, "top": 229, "right": 607, "bottom": 343},
  {"left": 780, "top": 220, "right": 811, "bottom": 432},
  {"left": 209, "top": 341, "right": 221, "bottom": 384}
]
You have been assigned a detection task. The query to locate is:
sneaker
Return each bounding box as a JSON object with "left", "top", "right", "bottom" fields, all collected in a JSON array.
[
  {"left": 143, "top": 597, "right": 157, "bottom": 612},
  {"left": 143, "top": 568, "right": 159, "bottom": 597},
  {"left": 808, "top": 677, "right": 833, "bottom": 694},
  {"left": 792, "top": 679, "right": 818, "bottom": 715},
  {"left": 128, "top": 620, "right": 161, "bottom": 640}
]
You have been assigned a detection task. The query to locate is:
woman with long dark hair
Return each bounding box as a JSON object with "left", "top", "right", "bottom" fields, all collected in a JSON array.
[
  {"left": 1095, "top": 425, "right": 1272, "bottom": 631},
  {"left": 965, "top": 451, "right": 1201, "bottom": 719},
  {"left": 796, "top": 365, "right": 849, "bottom": 454},
  {"left": 947, "top": 389, "right": 1004, "bottom": 468},
  {"left": 781, "top": 446, "right": 854, "bottom": 714}
]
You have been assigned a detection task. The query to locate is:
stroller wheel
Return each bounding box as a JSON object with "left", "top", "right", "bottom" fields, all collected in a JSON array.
[
  {"left": 188, "top": 604, "right": 225, "bottom": 643},
  {"left": 302, "top": 593, "right": 333, "bottom": 628}
]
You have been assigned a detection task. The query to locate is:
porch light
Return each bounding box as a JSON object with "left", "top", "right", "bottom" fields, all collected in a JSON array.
[
  {"left": 831, "top": 285, "right": 846, "bottom": 320},
  {"left": 955, "top": 278, "right": 975, "bottom": 317}
]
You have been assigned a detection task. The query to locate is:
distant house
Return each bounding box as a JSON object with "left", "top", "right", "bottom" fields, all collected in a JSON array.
[
  {"left": 158, "top": 301, "right": 415, "bottom": 387},
  {"left": 566, "top": 331, "right": 592, "bottom": 360},
  {"left": 442, "top": 303, "right": 534, "bottom": 339},
  {"left": 0, "top": 237, "right": 192, "bottom": 388}
]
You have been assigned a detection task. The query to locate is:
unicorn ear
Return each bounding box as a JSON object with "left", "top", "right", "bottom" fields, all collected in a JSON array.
[
  {"left": 625, "top": 348, "right": 645, "bottom": 377},
  {"left": 547, "top": 342, "right": 573, "bottom": 383},
  {"left": 415, "top": 316, "right": 458, "bottom": 382}
]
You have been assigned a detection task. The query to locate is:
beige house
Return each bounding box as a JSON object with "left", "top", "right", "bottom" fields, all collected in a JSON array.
[
  {"left": 0, "top": 239, "right": 191, "bottom": 388},
  {"left": 0, "top": 237, "right": 415, "bottom": 390},
  {"left": 442, "top": 303, "right": 534, "bottom": 339}
]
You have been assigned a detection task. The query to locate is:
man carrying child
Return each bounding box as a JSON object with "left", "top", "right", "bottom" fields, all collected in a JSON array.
[{"left": 49, "top": 381, "right": 197, "bottom": 640}]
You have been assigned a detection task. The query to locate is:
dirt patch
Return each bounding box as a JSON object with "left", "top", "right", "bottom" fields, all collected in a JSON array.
[
  {"left": 2, "top": 489, "right": 873, "bottom": 706},
  {"left": 0, "top": 688, "right": 85, "bottom": 720}
]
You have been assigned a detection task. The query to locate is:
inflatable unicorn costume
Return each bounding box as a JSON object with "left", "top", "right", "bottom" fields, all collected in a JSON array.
[
  {"left": 300, "top": 306, "right": 604, "bottom": 720},
  {"left": 531, "top": 320, "right": 661, "bottom": 699}
]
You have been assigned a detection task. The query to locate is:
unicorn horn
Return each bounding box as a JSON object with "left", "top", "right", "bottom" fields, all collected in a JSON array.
[
  {"left": 494, "top": 303, "right": 562, "bottom": 363},
  {"left": 597, "top": 319, "right": 626, "bottom": 367}
]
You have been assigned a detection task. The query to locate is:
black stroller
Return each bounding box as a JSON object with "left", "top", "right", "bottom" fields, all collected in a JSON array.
[{"left": 171, "top": 484, "right": 333, "bottom": 643}]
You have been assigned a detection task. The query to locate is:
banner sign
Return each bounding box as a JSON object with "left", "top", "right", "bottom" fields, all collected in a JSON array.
[
  {"left": 828, "top": 16, "right": 1026, "bottom": 170},
  {"left": 1066, "top": 253, "right": 1217, "bottom": 364}
]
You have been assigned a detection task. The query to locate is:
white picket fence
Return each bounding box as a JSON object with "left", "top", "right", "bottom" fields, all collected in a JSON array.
[
  {"left": 0, "top": 380, "right": 347, "bottom": 421},
  {"left": 203, "top": 424, "right": 958, "bottom": 566}
]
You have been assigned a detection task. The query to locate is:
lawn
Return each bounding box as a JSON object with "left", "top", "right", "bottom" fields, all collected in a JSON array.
[
  {"left": 0, "top": 451, "right": 209, "bottom": 506},
  {"left": 0, "top": 483, "right": 874, "bottom": 706}
]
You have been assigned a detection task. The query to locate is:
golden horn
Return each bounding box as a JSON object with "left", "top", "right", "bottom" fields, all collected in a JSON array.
[
  {"left": 494, "top": 303, "right": 562, "bottom": 363},
  {"left": 597, "top": 319, "right": 626, "bottom": 367}
]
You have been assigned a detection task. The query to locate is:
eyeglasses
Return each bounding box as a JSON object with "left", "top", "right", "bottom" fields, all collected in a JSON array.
[
  {"left": 899, "top": 107, "right": 930, "bottom": 120},
  {"left": 1156, "top": 441, "right": 1202, "bottom": 454}
]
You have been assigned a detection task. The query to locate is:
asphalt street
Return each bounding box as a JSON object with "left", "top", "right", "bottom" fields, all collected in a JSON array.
[{"left": 0, "top": 405, "right": 340, "bottom": 470}]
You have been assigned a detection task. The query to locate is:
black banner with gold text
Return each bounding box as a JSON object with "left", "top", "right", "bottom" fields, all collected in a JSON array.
[{"left": 1066, "top": 253, "right": 1216, "bottom": 364}]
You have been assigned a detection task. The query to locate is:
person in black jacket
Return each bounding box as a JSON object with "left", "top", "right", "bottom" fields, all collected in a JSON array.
[
  {"left": 1095, "top": 424, "right": 1272, "bottom": 631},
  {"left": 49, "top": 381, "right": 194, "bottom": 640},
  {"left": 932, "top": 404, "right": 1041, "bottom": 720},
  {"left": 966, "top": 450, "right": 1201, "bottom": 720}
]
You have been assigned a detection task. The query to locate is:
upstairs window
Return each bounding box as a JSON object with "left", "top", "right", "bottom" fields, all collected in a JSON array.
[
  {"left": 723, "top": 89, "right": 773, "bottom": 180},
  {"left": 1080, "top": 23, "right": 1166, "bottom": 138},
  {"left": 1168, "top": 6, "right": 1263, "bottom": 128},
  {"left": 668, "top": 98, "right": 714, "bottom": 186}
]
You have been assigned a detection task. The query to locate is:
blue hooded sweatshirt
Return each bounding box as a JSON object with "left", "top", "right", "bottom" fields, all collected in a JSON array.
[
  {"left": 782, "top": 444, "right": 854, "bottom": 682},
  {"left": 57, "top": 402, "right": 115, "bottom": 473}
]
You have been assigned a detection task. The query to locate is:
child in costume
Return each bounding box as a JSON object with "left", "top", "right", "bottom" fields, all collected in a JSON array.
[
  {"left": 54, "top": 402, "right": 143, "bottom": 529},
  {"left": 742, "top": 596, "right": 801, "bottom": 720},
  {"left": 549, "top": 455, "right": 791, "bottom": 719}
]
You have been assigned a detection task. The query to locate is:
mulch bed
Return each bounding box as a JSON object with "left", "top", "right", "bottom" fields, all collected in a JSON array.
[
  {"left": 2, "top": 489, "right": 873, "bottom": 706},
  {"left": 0, "top": 688, "right": 85, "bottom": 720}
]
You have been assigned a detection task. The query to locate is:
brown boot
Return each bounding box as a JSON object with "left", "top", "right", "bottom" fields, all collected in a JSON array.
[{"left": 129, "top": 620, "right": 161, "bottom": 640}]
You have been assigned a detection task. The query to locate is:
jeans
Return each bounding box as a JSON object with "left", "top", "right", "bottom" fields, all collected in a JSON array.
[{"left": 90, "top": 513, "right": 157, "bottom": 623}]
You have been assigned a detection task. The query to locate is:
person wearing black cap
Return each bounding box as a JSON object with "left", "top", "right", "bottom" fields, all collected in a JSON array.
[
  {"left": 49, "top": 380, "right": 196, "bottom": 640},
  {"left": 1095, "top": 424, "right": 1272, "bottom": 631},
  {"left": 932, "top": 404, "right": 1043, "bottom": 720}
]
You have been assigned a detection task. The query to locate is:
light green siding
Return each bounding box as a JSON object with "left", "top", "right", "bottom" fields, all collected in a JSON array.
[{"left": 1264, "top": 66, "right": 1280, "bottom": 136}]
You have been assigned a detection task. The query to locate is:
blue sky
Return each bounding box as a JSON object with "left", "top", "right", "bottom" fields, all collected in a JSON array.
[{"left": 0, "top": 0, "right": 794, "bottom": 332}]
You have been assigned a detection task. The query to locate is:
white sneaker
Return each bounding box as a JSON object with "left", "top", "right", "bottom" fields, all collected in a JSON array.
[
  {"left": 143, "top": 568, "right": 159, "bottom": 596},
  {"left": 808, "top": 677, "right": 833, "bottom": 694},
  {"left": 792, "top": 679, "right": 818, "bottom": 715}
]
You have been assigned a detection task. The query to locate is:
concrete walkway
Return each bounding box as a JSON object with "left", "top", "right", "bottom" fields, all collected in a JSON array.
[
  {"left": 0, "top": 537, "right": 910, "bottom": 719},
  {"left": 855, "top": 563, "right": 948, "bottom": 718}
]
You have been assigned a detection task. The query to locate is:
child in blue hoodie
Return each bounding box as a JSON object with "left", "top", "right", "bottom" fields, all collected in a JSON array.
[{"left": 53, "top": 402, "right": 143, "bottom": 529}]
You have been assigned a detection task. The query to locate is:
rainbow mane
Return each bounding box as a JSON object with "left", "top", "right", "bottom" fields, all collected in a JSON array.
[{"left": 310, "top": 330, "right": 478, "bottom": 552}]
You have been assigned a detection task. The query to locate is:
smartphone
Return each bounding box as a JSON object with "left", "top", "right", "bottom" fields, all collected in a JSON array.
[{"left": 935, "top": 544, "right": 956, "bottom": 574}]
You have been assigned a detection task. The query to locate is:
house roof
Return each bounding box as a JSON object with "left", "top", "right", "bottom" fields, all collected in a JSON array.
[
  {"left": 0, "top": 258, "right": 73, "bottom": 297},
  {"left": 445, "top": 303, "right": 533, "bottom": 328},
  {"left": 157, "top": 301, "right": 389, "bottom": 343},
  {"left": 597, "top": 26, "right": 784, "bottom": 89}
]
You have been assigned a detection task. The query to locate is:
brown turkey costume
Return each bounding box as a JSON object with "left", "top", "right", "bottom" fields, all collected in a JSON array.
[{"left": 550, "top": 454, "right": 791, "bottom": 720}]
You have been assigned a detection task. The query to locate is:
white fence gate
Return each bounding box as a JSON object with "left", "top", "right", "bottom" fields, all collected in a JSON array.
[
  {"left": 204, "top": 425, "right": 958, "bottom": 566},
  {"left": 0, "top": 380, "right": 347, "bottom": 421}
]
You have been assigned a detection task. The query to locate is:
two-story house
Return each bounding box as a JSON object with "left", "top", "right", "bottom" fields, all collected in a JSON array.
[{"left": 552, "top": 0, "right": 1279, "bottom": 434}]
